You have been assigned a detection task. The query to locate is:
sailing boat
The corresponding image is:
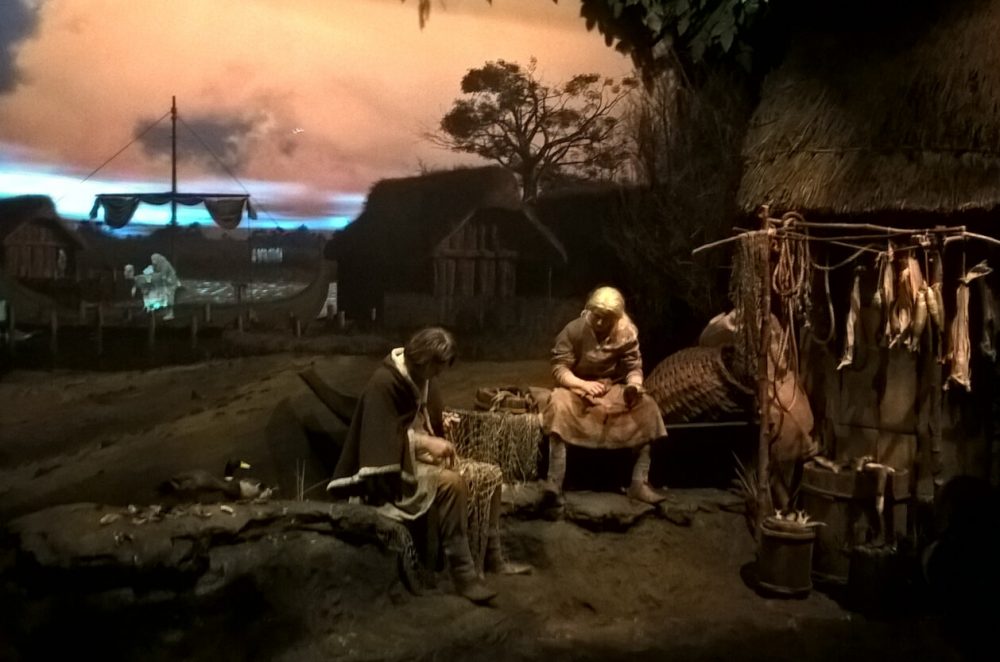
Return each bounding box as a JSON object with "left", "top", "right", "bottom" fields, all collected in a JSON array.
[
  {"left": 3, "top": 98, "right": 331, "bottom": 330},
  {"left": 89, "top": 97, "right": 256, "bottom": 233}
]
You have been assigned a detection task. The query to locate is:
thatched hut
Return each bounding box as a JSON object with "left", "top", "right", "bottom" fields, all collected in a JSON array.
[
  {"left": 330, "top": 167, "right": 568, "bottom": 330},
  {"left": 0, "top": 195, "right": 88, "bottom": 312},
  {"left": 0, "top": 196, "right": 84, "bottom": 282},
  {"left": 737, "top": 0, "right": 1000, "bottom": 510},
  {"left": 740, "top": 0, "right": 1000, "bottom": 221}
]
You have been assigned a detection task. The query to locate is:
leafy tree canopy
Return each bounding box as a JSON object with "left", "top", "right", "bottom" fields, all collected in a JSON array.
[
  {"left": 405, "top": 0, "right": 771, "bottom": 80},
  {"left": 579, "top": 0, "right": 771, "bottom": 80}
]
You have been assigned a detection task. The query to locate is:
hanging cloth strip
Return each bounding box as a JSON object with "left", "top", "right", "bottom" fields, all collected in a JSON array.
[{"left": 89, "top": 193, "right": 256, "bottom": 229}]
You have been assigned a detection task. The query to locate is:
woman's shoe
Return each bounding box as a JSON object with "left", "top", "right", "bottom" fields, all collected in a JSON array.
[{"left": 627, "top": 480, "right": 668, "bottom": 504}]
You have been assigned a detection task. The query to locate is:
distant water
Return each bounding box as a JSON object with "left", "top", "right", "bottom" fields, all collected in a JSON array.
[{"left": 176, "top": 279, "right": 308, "bottom": 304}]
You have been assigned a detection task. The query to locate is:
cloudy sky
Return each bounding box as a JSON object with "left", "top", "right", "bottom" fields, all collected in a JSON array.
[{"left": 0, "top": 0, "right": 630, "bottom": 231}]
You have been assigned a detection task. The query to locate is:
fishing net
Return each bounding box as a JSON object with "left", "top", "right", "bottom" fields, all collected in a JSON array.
[
  {"left": 442, "top": 409, "right": 543, "bottom": 483},
  {"left": 730, "top": 232, "right": 770, "bottom": 386},
  {"left": 441, "top": 408, "right": 543, "bottom": 573},
  {"left": 456, "top": 458, "right": 503, "bottom": 574}
]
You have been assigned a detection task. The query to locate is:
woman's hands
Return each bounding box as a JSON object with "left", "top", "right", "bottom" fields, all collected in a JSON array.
[
  {"left": 572, "top": 380, "right": 607, "bottom": 399},
  {"left": 557, "top": 371, "right": 608, "bottom": 400},
  {"left": 415, "top": 434, "right": 457, "bottom": 468}
]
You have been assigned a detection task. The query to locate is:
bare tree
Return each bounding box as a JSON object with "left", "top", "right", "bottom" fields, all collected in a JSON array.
[{"left": 428, "top": 58, "right": 637, "bottom": 201}]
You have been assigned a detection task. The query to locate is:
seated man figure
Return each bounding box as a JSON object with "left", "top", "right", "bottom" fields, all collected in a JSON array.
[
  {"left": 541, "top": 286, "right": 668, "bottom": 505},
  {"left": 327, "top": 327, "right": 526, "bottom": 605}
]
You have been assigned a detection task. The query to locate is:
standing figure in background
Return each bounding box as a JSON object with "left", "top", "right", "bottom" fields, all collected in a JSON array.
[
  {"left": 129, "top": 253, "right": 180, "bottom": 320},
  {"left": 56, "top": 249, "right": 67, "bottom": 279},
  {"left": 541, "top": 286, "right": 668, "bottom": 504}
]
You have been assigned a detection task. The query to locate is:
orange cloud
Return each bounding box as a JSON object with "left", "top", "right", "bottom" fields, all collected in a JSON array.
[{"left": 0, "top": 0, "right": 630, "bottom": 218}]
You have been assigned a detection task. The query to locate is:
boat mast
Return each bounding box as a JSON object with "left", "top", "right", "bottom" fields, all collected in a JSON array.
[{"left": 170, "top": 96, "right": 178, "bottom": 226}]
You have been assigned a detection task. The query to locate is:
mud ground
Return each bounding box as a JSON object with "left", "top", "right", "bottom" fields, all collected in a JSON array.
[{"left": 0, "top": 353, "right": 969, "bottom": 661}]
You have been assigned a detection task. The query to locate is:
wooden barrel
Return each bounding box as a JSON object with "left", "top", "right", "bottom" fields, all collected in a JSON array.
[
  {"left": 800, "top": 461, "right": 910, "bottom": 583},
  {"left": 757, "top": 518, "right": 816, "bottom": 596}
]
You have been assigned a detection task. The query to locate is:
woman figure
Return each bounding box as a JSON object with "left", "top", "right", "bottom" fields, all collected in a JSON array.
[{"left": 542, "top": 286, "right": 668, "bottom": 504}]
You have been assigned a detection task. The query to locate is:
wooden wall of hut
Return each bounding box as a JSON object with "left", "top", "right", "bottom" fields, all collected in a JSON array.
[
  {"left": 3, "top": 221, "right": 74, "bottom": 280},
  {"left": 432, "top": 218, "right": 518, "bottom": 300},
  {"left": 799, "top": 249, "right": 996, "bottom": 497}
]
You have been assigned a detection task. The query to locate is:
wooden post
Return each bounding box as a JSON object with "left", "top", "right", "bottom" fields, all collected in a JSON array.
[
  {"left": 190, "top": 314, "right": 199, "bottom": 349},
  {"left": 3, "top": 303, "right": 12, "bottom": 362},
  {"left": 756, "top": 226, "right": 773, "bottom": 539},
  {"left": 237, "top": 312, "right": 244, "bottom": 334},
  {"left": 204, "top": 302, "right": 212, "bottom": 325},
  {"left": 147, "top": 309, "right": 156, "bottom": 349},
  {"left": 929, "top": 344, "right": 944, "bottom": 492},
  {"left": 49, "top": 309, "right": 59, "bottom": 365},
  {"left": 8, "top": 304, "right": 14, "bottom": 360},
  {"left": 294, "top": 317, "right": 302, "bottom": 338},
  {"left": 96, "top": 304, "right": 104, "bottom": 356},
  {"left": 337, "top": 310, "right": 346, "bottom": 329}
]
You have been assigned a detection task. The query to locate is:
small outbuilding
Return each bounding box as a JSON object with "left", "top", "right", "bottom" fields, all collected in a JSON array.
[
  {"left": 330, "top": 167, "right": 568, "bottom": 330},
  {"left": 0, "top": 195, "right": 84, "bottom": 284}
]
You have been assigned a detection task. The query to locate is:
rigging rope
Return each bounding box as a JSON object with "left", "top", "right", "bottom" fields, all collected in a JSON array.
[{"left": 58, "top": 109, "right": 172, "bottom": 204}]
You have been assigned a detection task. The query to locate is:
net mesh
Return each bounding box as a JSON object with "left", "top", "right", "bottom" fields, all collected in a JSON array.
[
  {"left": 442, "top": 408, "right": 543, "bottom": 573},
  {"left": 443, "top": 409, "right": 542, "bottom": 483},
  {"left": 456, "top": 458, "right": 503, "bottom": 574},
  {"left": 729, "top": 233, "right": 770, "bottom": 386}
]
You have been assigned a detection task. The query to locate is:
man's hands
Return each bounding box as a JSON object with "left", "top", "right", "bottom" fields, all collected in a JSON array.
[{"left": 415, "top": 434, "right": 457, "bottom": 468}]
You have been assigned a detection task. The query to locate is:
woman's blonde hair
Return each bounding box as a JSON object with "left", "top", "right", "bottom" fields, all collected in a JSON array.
[{"left": 584, "top": 286, "right": 626, "bottom": 318}]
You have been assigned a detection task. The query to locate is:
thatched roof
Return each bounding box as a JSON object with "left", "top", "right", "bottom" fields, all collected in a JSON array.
[
  {"left": 738, "top": 0, "right": 1000, "bottom": 216},
  {"left": 331, "top": 166, "right": 565, "bottom": 265}
]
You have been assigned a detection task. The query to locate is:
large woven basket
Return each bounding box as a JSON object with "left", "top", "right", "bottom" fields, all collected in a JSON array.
[{"left": 643, "top": 345, "right": 753, "bottom": 423}]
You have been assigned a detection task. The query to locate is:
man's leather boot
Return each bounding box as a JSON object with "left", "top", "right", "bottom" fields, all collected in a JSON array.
[
  {"left": 484, "top": 534, "right": 531, "bottom": 575},
  {"left": 444, "top": 538, "right": 497, "bottom": 604}
]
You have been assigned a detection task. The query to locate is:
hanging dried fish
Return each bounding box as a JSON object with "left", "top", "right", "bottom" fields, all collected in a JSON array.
[
  {"left": 873, "top": 254, "right": 885, "bottom": 309},
  {"left": 946, "top": 281, "right": 972, "bottom": 391},
  {"left": 908, "top": 286, "right": 928, "bottom": 352},
  {"left": 889, "top": 256, "right": 912, "bottom": 349},
  {"left": 906, "top": 254, "right": 925, "bottom": 295},
  {"left": 946, "top": 262, "right": 991, "bottom": 391},
  {"left": 838, "top": 266, "right": 862, "bottom": 370},
  {"left": 979, "top": 278, "right": 999, "bottom": 361},
  {"left": 966, "top": 260, "right": 993, "bottom": 281},
  {"left": 926, "top": 278, "right": 942, "bottom": 330},
  {"left": 880, "top": 249, "right": 896, "bottom": 344},
  {"left": 928, "top": 249, "right": 945, "bottom": 330},
  {"left": 928, "top": 248, "right": 946, "bottom": 362}
]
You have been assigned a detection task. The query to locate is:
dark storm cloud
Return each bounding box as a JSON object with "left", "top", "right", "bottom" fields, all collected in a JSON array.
[
  {"left": 0, "top": 0, "right": 43, "bottom": 93},
  {"left": 135, "top": 111, "right": 261, "bottom": 173}
]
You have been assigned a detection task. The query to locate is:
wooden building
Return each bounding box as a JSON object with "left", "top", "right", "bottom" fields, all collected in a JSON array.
[
  {"left": 0, "top": 195, "right": 89, "bottom": 315},
  {"left": 330, "top": 167, "right": 568, "bottom": 330},
  {"left": 737, "top": 0, "right": 1000, "bottom": 494},
  {"left": 0, "top": 196, "right": 84, "bottom": 284}
]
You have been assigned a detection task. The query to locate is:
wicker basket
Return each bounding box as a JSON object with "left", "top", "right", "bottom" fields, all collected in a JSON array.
[{"left": 643, "top": 345, "right": 753, "bottom": 423}]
